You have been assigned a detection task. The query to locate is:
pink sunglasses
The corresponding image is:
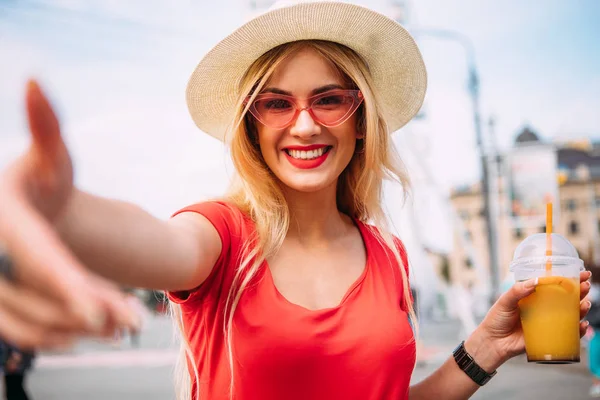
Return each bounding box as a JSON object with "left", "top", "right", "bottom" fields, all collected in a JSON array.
[{"left": 246, "top": 89, "right": 363, "bottom": 129}]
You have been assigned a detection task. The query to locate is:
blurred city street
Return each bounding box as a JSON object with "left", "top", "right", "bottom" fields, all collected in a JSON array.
[
  {"left": 0, "top": 2, "right": 598, "bottom": 400},
  {"left": 24, "top": 314, "right": 591, "bottom": 400}
]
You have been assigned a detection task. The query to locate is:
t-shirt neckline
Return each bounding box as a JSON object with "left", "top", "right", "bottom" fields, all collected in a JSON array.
[{"left": 262, "top": 218, "right": 372, "bottom": 313}]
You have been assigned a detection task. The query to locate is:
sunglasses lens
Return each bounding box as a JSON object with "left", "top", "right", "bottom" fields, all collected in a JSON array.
[
  {"left": 253, "top": 97, "right": 295, "bottom": 128},
  {"left": 311, "top": 94, "right": 357, "bottom": 126}
]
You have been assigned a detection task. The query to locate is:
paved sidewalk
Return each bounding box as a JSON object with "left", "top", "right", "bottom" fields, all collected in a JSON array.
[{"left": 28, "top": 315, "right": 593, "bottom": 400}]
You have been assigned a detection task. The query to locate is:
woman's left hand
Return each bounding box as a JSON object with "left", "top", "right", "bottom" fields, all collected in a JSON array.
[{"left": 466, "top": 270, "right": 592, "bottom": 370}]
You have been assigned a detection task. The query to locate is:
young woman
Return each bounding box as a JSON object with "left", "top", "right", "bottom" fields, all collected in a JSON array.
[{"left": 0, "top": 2, "right": 591, "bottom": 400}]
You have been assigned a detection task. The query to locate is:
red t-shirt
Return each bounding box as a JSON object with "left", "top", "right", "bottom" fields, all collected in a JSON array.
[{"left": 167, "top": 201, "right": 415, "bottom": 400}]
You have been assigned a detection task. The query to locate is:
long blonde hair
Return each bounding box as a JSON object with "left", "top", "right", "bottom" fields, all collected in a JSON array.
[{"left": 170, "top": 40, "right": 416, "bottom": 400}]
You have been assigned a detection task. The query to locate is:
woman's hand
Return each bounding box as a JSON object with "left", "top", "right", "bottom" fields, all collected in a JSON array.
[
  {"left": 466, "top": 270, "right": 592, "bottom": 371},
  {"left": 0, "top": 80, "right": 140, "bottom": 350}
]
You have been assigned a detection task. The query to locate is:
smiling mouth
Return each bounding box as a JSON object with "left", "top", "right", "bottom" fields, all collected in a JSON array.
[{"left": 284, "top": 146, "right": 332, "bottom": 160}]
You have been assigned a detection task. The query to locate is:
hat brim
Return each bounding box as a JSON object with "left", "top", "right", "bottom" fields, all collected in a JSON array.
[{"left": 186, "top": 1, "right": 427, "bottom": 141}]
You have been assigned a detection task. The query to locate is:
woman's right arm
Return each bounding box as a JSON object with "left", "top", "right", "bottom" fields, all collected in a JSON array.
[
  {"left": 56, "top": 189, "right": 222, "bottom": 292},
  {"left": 0, "top": 81, "right": 220, "bottom": 349}
]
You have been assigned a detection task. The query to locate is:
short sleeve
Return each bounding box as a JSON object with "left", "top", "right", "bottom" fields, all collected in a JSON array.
[{"left": 166, "top": 201, "right": 242, "bottom": 304}]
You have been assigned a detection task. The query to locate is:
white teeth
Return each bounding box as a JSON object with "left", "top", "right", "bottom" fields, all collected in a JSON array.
[{"left": 287, "top": 147, "right": 326, "bottom": 160}]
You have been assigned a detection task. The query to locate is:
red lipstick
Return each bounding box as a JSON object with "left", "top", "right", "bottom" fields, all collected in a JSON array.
[{"left": 283, "top": 145, "right": 331, "bottom": 170}]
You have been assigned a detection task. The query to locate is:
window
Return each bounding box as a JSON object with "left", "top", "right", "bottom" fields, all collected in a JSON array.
[
  {"left": 569, "top": 221, "right": 579, "bottom": 235},
  {"left": 566, "top": 199, "right": 577, "bottom": 211},
  {"left": 514, "top": 228, "right": 523, "bottom": 239},
  {"left": 465, "top": 258, "right": 473, "bottom": 269}
]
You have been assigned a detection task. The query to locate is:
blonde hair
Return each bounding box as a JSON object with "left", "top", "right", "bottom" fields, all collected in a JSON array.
[{"left": 170, "top": 40, "right": 416, "bottom": 400}]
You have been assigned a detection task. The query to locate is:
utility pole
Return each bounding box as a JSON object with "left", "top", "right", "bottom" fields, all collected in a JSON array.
[
  {"left": 487, "top": 117, "right": 501, "bottom": 301},
  {"left": 389, "top": 0, "right": 410, "bottom": 25},
  {"left": 406, "top": 29, "right": 500, "bottom": 305},
  {"left": 468, "top": 60, "right": 500, "bottom": 304},
  {"left": 247, "top": 0, "right": 274, "bottom": 16}
]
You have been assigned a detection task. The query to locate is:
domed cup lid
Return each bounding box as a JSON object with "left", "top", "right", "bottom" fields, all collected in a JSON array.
[{"left": 509, "top": 233, "right": 584, "bottom": 272}]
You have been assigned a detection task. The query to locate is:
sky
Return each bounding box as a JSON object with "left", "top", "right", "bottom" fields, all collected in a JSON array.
[{"left": 1, "top": 0, "right": 599, "bottom": 254}]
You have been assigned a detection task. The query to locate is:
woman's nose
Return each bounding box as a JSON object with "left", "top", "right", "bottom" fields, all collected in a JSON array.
[{"left": 289, "top": 109, "right": 321, "bottom": 138}]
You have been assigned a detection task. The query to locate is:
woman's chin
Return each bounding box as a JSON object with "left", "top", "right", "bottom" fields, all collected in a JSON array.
[{"left": 277, "top": 173, "right": 336, "bottom": 194}]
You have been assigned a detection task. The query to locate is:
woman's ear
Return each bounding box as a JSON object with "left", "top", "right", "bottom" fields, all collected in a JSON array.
[{"left": 355, "top": 138, "right": 365, "bottom": 154}]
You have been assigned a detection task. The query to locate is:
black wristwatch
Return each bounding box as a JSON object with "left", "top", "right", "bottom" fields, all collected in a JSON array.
[{"left": 452, "top": 341, "right": 497, "bottom": 386}]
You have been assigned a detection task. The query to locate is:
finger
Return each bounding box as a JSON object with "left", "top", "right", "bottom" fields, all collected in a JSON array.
[
  {"left": 2, "top": 199, "right": 139, "bottom": 334},
  {"left": 581, "top": 299, "right": 592, "bottom": 320},
  {"left": 4, "top": 199, "right": 108, "bottom": 331},
  {"left": 26, "top": 80, "right": 66, "bottom": 163},
  {"left": 497, "top": 278, "right": 537, "bottom": 311},
  {"left": 581, "top": 321, "right": 590, "bottom": 338},
  {"left": 0, "top": 303, "right": 73, "bottom": 350},
  {"left": 0, "top": 277, "right": 88, "bottom": 332},
  {"left": 42, "top": 335, "right": 77, "bottom": 351},
  {"left": 88, "top": 275, "right": 142, "bottom": 333},
  {"left": 21, "top": 81, "right": 73, "bottom": 215},
  {"left": 581, "top": 280, "right": 591, "bottom": 301},
  {"left": 580, "top": 270, "right": 592, "bottom": 283}
]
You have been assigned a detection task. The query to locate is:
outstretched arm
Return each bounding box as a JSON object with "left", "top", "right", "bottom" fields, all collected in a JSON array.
[
  {"left": 0, "top": 81, "right": 222, "bottom": 349},
  {"left": 56, "top": 190, "right": 222, "bottom": 292}
]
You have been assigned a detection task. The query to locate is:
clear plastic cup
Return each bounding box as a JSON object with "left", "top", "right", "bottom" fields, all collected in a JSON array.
[{"left": 509, "top": 233, "right": 584, "bottom": 363}]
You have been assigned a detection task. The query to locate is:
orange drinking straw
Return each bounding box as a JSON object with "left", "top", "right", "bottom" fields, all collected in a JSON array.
[{"left": 545, "top": 203, "right": 553, "bottom": 275}]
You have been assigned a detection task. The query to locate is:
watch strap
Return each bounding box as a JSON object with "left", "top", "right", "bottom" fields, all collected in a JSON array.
[{"left": 452, "top": 341, "right": 497, "bottom": 386}]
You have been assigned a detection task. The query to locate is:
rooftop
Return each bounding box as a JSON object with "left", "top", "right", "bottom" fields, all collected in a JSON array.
[{"left": 450, "top": 128, "right": 600, "bottom": 197}]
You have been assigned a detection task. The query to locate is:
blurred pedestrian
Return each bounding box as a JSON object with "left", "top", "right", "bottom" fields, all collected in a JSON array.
[
  {"left": 0, "top": 339, "right": 6, "bottom": 370},
  {"left": 125, "top": 292, "right": 148, "bottom": 348},
  {"left": 587, "top": 281, "right": 600, "bottom": 397},
  {"left": 451, "top": 281, "right": 477, "bottom": 338},
  {"left": 111, "top": 291, "right": 148, "bottom": 349},
  {"left": 3, "top": 343, "right": 35, "bottom": 400},
  {"left": 0, "top": 340, "right": 6, "bottom": 396}
]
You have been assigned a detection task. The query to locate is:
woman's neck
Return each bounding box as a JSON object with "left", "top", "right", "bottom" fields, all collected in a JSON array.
[{"left": 283, "top": 184, "right": 352, "bottom": 244}]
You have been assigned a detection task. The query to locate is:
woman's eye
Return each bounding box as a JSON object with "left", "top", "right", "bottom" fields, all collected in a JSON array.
[
  {"left": 315, "top": 95, "right": 345, "bottom": 106},
  {"left": 264, "top": 99, "right": 292, "bottom": 110}
]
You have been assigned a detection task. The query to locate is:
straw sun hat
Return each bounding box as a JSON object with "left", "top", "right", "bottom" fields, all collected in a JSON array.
[{"left": 186, "top": 0, "right": 427, "bottom": 141}]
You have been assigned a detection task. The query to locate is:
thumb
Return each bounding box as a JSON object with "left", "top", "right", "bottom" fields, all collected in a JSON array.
[
  {"left": 25, "top": 80, "right": 67, "bottom": 166},
  {"left": 496, "top": 278, "right": 537, "bottom": 311}
]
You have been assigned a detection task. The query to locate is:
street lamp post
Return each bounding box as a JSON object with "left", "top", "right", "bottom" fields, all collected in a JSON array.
[{"left": 411, "top": 29, "right": 501, "bottom": 305}]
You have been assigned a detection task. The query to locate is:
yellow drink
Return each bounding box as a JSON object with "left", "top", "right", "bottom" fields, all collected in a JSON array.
[{"left": 518, "top": 276, "right": 580, "bottom": 363}]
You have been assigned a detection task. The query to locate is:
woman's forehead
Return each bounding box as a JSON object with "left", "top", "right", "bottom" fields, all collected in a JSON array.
[{"left": 265, "top": 47, "right": 345, "bottom": 95}]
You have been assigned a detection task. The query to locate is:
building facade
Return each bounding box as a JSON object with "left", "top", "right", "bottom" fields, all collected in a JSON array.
[{"left": 448, "top": 128, "right": 600, "bottom": 289}]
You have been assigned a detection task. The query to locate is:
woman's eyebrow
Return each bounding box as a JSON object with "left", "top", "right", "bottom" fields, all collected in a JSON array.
[
  {"left": 261, "top": 87, "right": 291, "bottom": 95},
  {"left": 261, "top": 84, "right": 344, "bottom": 96},
  {"left": 310, "top": 84, "right": 344, "bottom": 95}
]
